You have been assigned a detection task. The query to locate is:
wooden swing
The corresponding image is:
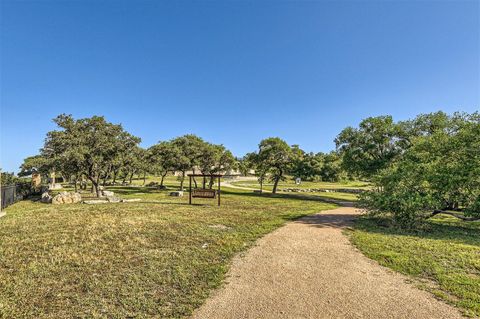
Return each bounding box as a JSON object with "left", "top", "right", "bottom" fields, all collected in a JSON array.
[{"left": 188, "top": 174, "right": 222, "bottom": 206}]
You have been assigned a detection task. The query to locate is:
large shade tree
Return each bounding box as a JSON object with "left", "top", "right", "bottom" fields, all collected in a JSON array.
[
  {"left": 42, "top": 114, "right": 141, "bottom": 197},
  {"left": 359, "top": 112, "right": 480, "bottom": 227},
  {"left": 335, "top": 116, "right": 401, "bottom": 179},
  {"left": 148, "top": 141, "right": 181, "bottom": 188}
]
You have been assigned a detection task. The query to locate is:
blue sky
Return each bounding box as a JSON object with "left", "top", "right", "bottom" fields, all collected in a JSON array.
[{"left": 1, "top": 0, "right": 479, "bottom": 173}]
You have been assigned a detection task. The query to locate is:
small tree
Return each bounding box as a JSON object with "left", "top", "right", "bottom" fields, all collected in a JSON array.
[
  {"left": 148, "top": 141, "right": 179, "bottom": 188},
  {"left": 244, "top": 152, "right": 268, "bottom": 193},
  {"left": 256, "top": 137, "right": 295, "bottom": 194}
]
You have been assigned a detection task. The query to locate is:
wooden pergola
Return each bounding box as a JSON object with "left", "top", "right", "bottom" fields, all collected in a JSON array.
[{"left": 188, "top": 174, "right": 223, "bottom": 206}]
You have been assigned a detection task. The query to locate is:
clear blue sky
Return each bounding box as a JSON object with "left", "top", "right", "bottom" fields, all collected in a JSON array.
[{"left": 1, "top": 0, "right": 478, "bottom": 173}]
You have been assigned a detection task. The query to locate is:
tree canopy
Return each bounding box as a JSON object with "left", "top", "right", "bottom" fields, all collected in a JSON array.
[{"left": 358, "top": 112, "right": 480, "bottom": 227}]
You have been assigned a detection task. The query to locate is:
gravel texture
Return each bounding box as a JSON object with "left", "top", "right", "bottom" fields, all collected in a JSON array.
[{"left": 192, "top": 207, "right": 463, "bottom": 319}]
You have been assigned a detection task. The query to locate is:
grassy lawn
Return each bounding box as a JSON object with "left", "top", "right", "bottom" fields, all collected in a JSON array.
[
  {"left": 230, "top": 178, "right": 366, "bottom": 202},
  {"left": 347, "top": 215, "right": 480, "bottom": 317},
  {"left": 230, "top": 178, "right": 370, "bottom": 190},
  {"left": 0, "top": 185, "right": 335, "bottom": 318}
]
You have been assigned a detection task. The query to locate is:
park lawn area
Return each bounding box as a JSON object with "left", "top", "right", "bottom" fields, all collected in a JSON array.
[
  {"left": 0, "top": 186, "right": 335, "bottom": 318},
  {"left": 230, "top": 178, "right": 364, "bottom": 202},
  {"left": 347, "top": 215, "right": 480, "bottom": 317},
  {"left": 231, "top": 178, "right": 370, "bottom": 190}
]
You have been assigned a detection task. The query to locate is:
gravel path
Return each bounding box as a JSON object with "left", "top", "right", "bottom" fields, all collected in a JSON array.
[{"left": 192, "top": 207, "right": 463, "bottom": 319}]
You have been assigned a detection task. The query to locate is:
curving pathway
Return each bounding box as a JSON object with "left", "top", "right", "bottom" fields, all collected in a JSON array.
[{"left": 192, "top": 207, "right": 463, "bottom": 319}]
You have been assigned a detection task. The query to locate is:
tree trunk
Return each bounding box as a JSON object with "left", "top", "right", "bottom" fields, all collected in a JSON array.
[
  {"left": 143, "top": 172, "right": 146, "bottom": 185},
  {"left": 272, "top": 176, "right": 280, "bottom": 194},
  {"left": 88, "top": 176, "right": 101, "bottom": 197},
  {"left": 180, "top": 171, "right": 185, "bottom": 190},
  {"left": 208, "top": 176, "right": 214, "bottom": 189},
  {"left": 81, "top": 175, "right": 87, "bottom": 190},
  {"left": 112, "top": 169, "right": 118, "bottom": 185},
  {"left": 102, "top": 173, "right": 108, "bottom": 187},
  {"left": 192, "top": 168, "right": 198, "bottom": 188},
  {"left": 428, "top": 210, "right": 480, "bottom": 221},
  {"left": 74, "top": 176, "right": 78, "bottom": 192},
  {"left": 51, "top": 170, "right": 56, "bottom": 187},
  {"left": 160, "top": 171, "right": 168, "bottom": 187},
  {"left": 129, "top": 172, "right": 134, "bottom": 184},
  {"left": 102, "top": 166, "right": 111, "bottom": 187}
]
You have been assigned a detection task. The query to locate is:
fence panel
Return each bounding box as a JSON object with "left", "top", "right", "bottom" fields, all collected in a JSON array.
[
  {"left": 1, "top": 185, "right": 17, "bottom": 210},
  {"left": 1, "top": 184, "right": 32, "bottom": 210}
]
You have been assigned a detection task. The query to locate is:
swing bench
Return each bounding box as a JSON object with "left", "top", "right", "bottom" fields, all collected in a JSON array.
[
  {"left": 188, "top": 174, "right": 223, "bottom": 206},
  {"left": 192, "top": 188, "right": 217, "bottom": 198}
]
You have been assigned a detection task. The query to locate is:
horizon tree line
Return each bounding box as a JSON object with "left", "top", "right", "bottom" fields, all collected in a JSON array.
[{"left": 8, "top": 110, "right": 479, "bottom": 224}]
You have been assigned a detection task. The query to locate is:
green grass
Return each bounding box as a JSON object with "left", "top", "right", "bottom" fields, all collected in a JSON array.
[
  {"left": 230, "top": 178, "right": 365, "bottom": 202},
  {"left": 347, "top": 214, "right": 480, "bottom": 317},
  {"left": 231, "top": 178, "right": 370, "bottom": 190},
  {"left": 0, "top": 185, "right": 335, "bottom": 318}
]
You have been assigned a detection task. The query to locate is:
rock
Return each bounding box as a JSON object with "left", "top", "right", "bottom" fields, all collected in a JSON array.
[
  {"left": 31, "top": 173, "right": 42, "bottom": 192},
  {"left": 102, "top": 190, "right": 115, "bottom": 197},
  {"left": 121, "top": 198, "right": 142, "bottom": 203},
  {"left": 208, "top": 224, "right": 231, "bottom": 230},
  {"left": 106, "top": 196, "right": 121, "bottom": 203},
  {"left": 48, "top": 183, "right": 63, "bottom": 190},
  {"left": 170, "top": 191, "right": 183, "bottom": 197},
  {"left": 40, "top": 192, "right": 52, "bottom": 203},
  {"left": 52, "top": 191, "right": 82, "bottom": 205},
  {"left": 83, "top": 200, "right": 108, "bottom": 205}
]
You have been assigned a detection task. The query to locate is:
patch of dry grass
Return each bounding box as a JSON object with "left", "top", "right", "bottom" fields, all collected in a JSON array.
[{"left": 0, "top": 186, "right": 335, "bottom": 318}]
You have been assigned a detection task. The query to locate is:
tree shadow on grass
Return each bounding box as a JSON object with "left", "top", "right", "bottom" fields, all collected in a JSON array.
[
  {"left": 354, "top": 216, "right": 480, "bottom": 247},
  {"left": 295, "top": 213, "right": 359, "bottom": 228}
]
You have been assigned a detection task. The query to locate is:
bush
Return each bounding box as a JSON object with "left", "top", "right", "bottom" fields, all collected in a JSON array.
[{"left": 360, "top": 112, "right": 480, "bottom": 228}]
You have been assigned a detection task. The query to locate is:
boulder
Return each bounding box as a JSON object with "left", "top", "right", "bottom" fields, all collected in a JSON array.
[
  {"left": 48, "top": 183, "right": 63, "bottom": 190},
  {"left": 52, "top": 191, "right": 82, "bottom": 205},
  {"left": 102, "top": 190, "right": 115, "bottom": 197},
  {"left": 170, "top": 191, "right": 184, "bottom": 197},
  {"left": 40, "top": 192, "right": 52, "bottom": 203}
]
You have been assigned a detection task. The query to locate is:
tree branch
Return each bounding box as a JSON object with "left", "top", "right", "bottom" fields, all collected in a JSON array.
[{"left": 427, "top": 209, "right": 480, "bottom": 221}]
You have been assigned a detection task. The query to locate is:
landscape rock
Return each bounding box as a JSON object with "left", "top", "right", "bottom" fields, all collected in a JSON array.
[
  {"left": 278, "top": 187, "right": 364, "bottom": 194},
  {"left": 31, "top": 173, "right": 42, "bottom": 192},
  {"left": 208, "top": 224, "right": 231, "bottom": 231},
  {"left": 102, "top": 190, "right": 115, "bottom": 197},
  {"left": 52, "top": 191, "right": 82, "bottom": 205},
  {"left": 106, "top": 196, "right": 121, "bottom": 203},
  {"left": 121, "top": 198, "right": 142, "bottom": 202},
  {"left": 40, "top": 192, "right": 52, "bottom": 203},
  {"left": 48, "top": 183, "right": 63, "bottom": 190},
  {"left": 83, "top": 200, "right": 109, "bottom": 205},
  {"left": 170, "top": 191, "right": 184, "bottom": 197}
]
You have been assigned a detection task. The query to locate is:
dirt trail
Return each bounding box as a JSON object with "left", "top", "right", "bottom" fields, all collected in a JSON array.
[{"left": 192, "top": 207, "right": 463, "bottom": 319}]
